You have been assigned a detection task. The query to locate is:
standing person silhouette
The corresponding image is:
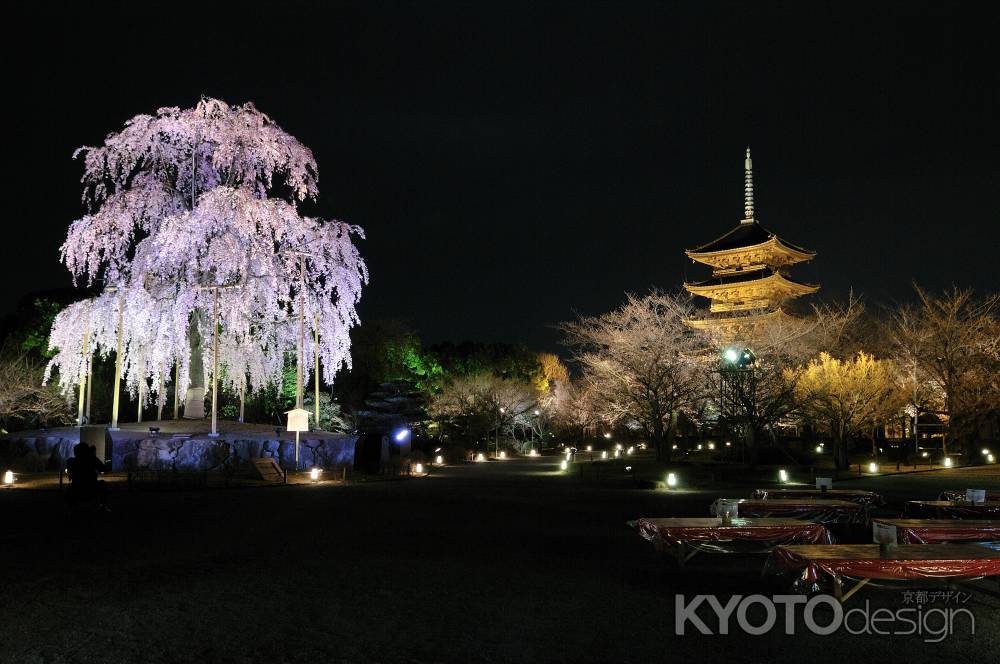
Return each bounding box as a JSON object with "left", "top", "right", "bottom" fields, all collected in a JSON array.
[{"left": 66, "top": 442, "right": 109, "bottom": 511}]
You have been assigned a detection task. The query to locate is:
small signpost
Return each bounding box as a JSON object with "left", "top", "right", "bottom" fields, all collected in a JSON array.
[
  {"left": 285, "top": 407, "right": 310, "bottom": 470},
  {"left": 816, "top": 477, "right": 833, "bottom": 492}
]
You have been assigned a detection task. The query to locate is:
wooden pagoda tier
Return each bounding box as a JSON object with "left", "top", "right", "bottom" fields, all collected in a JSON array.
[{"left": 684, "top": 148, "right": 818, "bottom": 328}]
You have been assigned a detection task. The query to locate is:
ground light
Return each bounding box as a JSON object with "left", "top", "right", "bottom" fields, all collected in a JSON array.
[
  {"left": 989, "top": 454, "right": 996, "bottom": 464},
  {"left": 560, "top": 459, "right": 568, "bottom": 471},
  {"left": 666, "top": 473, "right": 677, "bottom": 488},
  {"left": 310, "top": 467, "right": 320, "bottom": 483},
  {"left": 601, "top": 451, "right": 608, "bottom": 459},
  {"left": 528, "top": 449, "right": 538, "bottom": 457},
  {"left": 627, "top": 446, "right": 634, "bottom": 455},
  {"left": 707, "top": 442, "right": 715, "bottom": 450},
  {"left": 921, "top": 451, "right": 929, "bottom": 458},
  {"left": 476, "top": 453, "right": 486, "bottom": 462},
  {"left": 414, "top": 463, "right": 424, "bottom": 474},
  {"left": 435, "top": 455, "right": 444, "bottom": 464},
  {"left": 815, "top": 445, "right": 823, "bottom": 453},
  {"left": 868, "top": 462, "right": 879, "bottom": 473},
  {"left": 498, "top": 451, "right": 506, "bottom": 460},
  {"left": 696, "top": 444, "right": 702, "bottom": 451},
  {"left": 3, "top": 470, "right": 13, "bottom": 486},
  {"left": 778, "top": 469, "right": 788, "bottom": 483},
  {"left": 943, "top": 457, "right": 953, "bottom": 467},
  {"left": 725, "top": 442, "right": 731, "bottom": 447},
  {"left": 586, "top": 445, "right": 592, "bottom": 452}
]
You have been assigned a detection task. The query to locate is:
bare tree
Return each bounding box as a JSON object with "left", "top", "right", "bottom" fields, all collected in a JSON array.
[
  {"left": 0, "top": 346, "right": 74, "bottom": 431},
  {"left": 890, "top": 286, "right": 1000, "bottom": 462},
  {"left": 561, "top": 291, "right": 709, "bottom": 461}
]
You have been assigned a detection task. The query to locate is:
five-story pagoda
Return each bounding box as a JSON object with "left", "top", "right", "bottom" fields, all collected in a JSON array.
[{"left": 684, "top": 148, "right": 818, "bottom": 330}]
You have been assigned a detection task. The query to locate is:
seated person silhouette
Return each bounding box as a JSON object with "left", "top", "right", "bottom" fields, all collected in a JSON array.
[{"left": 66, "top": 442, "right": 109, "bottom": 510}]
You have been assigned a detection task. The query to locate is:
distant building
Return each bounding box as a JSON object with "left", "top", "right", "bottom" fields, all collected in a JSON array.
[{"left": 684, "top": 148, "right": 818, "bottom": 330}]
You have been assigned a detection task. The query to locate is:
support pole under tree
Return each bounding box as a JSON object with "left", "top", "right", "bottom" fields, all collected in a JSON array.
[
  {"left": 157, "top": 369, "right": 164, "bottom": 421},
  {"left": 110, "top": 290, "right": 124, "bottom": 431},
  {"left": 173, "top": 360, "right": 179, "bottom": 420},
  {"left": 85, "top": 353, "right": 93, "bottom": 422},
  {"left": 297, "top": 254, "right": 305, "bottom": 410},
  {"left": 239, "top": 383, "right": 244, "bottom": 423},
  {"left": 76, "top": 321, "right": 89, "bottom": 427},
  {"left": 137, "top": 348, "right": 145, "bottom": 424},
  {"left": 209, "top": 285, "right": 220, "bottom": 438},
  {"left": 313, "top": 314, "right": 320, "bottom": 429}
]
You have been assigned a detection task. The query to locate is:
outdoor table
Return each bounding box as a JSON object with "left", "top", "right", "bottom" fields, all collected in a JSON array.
[
  {"left": 904, "top": 500, "right": 1000, "bottom": 519},
  {"left": 939, "top": 490, "right": 1000, "bottom": 502},
  {"left": 768, "top": 544, "right": 1000, "bottom": 603},
  {"left": 633, "top": 517, "right": 831, "bottom": 566},
  {"left": 871, "top": 518, "right": 1000, "bottom": 544},
  {"left": 751, "top": 488, "right": 884, "bottom": 506},
  {"left": 711, "top": 498, "right": 867, "bottom": 525}
]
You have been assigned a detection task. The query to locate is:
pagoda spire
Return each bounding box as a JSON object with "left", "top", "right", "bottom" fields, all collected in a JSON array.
[{"left": 743, "top": 146, "right": 754, "bottom": 223}]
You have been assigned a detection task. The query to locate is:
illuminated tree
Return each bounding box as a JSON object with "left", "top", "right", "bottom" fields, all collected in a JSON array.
[
  {"left": 44, "top": 98, "right": 368, "bottom": 418},
  {"left": 790, "top": 352, "right": 906, "bottom": 469},
  {"left": 561, "top": 291, "right": 709, "bottom": 461}
]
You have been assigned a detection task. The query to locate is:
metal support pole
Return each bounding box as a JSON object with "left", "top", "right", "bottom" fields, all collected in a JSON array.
[{"left": 110, "top": 292, "right": 124, "bottom": 431}]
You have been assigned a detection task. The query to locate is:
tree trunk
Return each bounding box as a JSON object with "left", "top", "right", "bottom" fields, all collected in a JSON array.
[
  {"left": 833, "top": 426, "right": 849, "bottom": 470},
  {"left": 183, "top": 311, "right": 206, "bottom": 418}
]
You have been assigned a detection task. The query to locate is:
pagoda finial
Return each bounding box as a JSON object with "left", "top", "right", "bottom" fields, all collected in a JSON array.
[{"left": 743, "top": 146, "right": 754, "bottom": 223}]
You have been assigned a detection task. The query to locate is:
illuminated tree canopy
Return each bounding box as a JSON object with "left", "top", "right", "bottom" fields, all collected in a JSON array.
[{"left": 45, "top": 98, "right": 368, "bottom": 411}]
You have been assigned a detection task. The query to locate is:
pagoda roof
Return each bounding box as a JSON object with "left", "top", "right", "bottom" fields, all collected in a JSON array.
[
  {"left": 685, "top": 267, "right": 816, "bottom": 291},
  {"left": 686, "top": 221, "right": 814, "bottom": 257}
]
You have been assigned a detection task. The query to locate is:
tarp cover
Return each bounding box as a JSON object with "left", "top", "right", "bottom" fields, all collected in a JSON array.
[
  {"left": 635, "top": 517, "right": 831, "bottom": 549},
  {"left": 871, "top": 519, "right": 1000, "bottom": 544},
  {"left": 904, "top": 501, "right": 1000, "bottom": 519},
  {"left": 711, "top": 498, "right": 866, "bottom": 524},
  {"left": 939, "top": 490, "right": 1000, "bottom": 502},
  {"left": 751, "top": 488, "right": 884, "bottom": 506},
  {"left": 769, "top": 544, "right": 1000, "bottom": 586}
]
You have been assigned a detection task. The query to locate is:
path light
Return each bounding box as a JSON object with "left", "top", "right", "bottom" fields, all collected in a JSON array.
[
  {"left": 868, "top": 462, "right": 879, "bottom": 473},
  {"left": 666, "top": 473, "right": 677, "bottom": 488},
  {"left": 815, "top": 445, "right": 823, "bottom": 453},
  {"left": 3, "top": 470, "right": 13, "bottom": 486},
  {"left": 696, "top": 444, "right": 703, "bottom": 451},
  {"left": 988, "top": 454, "right": 996, "bottom": 464},
  {"left": 627, "top": 446, "right": 634, "bottom": 455},
  {"left": 560, "top": 459, "right": 568, "bottom": 471},
  {"left": 614, "top": 450, "right": 621, "bottom": 458},
  {"left": 529, "top": 449, "right": 538, "bottom": 457},
  {"left": 708, "top": 442, "right": 715, "bottom": 450},
  {"left": 943, "top": 457, "right": 953, "bottom": 467},
  {"left": 672, "top": 444, "right": 678, "bottom": 450},
  {"left": 310, "top": 467, "right": 320, "bottom": 483},
  {"left": 586, "top": 445, "right": 593, "bottom": 452},
  {"left": 435, "top": 455, "right": 444, "bottom": 465},
  {"left": 921, "top": 451, "right": 929, "bottom": 458},
  {"left": 726, "top": 442, "right": 732, "bottom": 448},
  {"left": 476, "top": 453, "right": 486, "bottom": 462},
  {"left": 498, "top": 451, "right": 506, "bottom": 460},
  {"left": 601, "top": 451, "right": 608, "bottom": 459},
  {"left": 415, "top": 463, "right": 424, "bottom": 474},
  {"left": 778, "top": 469, "right": 788, "bottom": 483}
]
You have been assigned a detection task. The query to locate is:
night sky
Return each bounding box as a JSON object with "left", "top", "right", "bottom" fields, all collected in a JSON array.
[{"left": 4, "top": 1, "right": 997, "bottom": 353}]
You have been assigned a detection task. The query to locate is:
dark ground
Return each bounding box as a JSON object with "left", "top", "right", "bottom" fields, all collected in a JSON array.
[{"left": 2, "top": 457, "right": 998, "bottom": 663}]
